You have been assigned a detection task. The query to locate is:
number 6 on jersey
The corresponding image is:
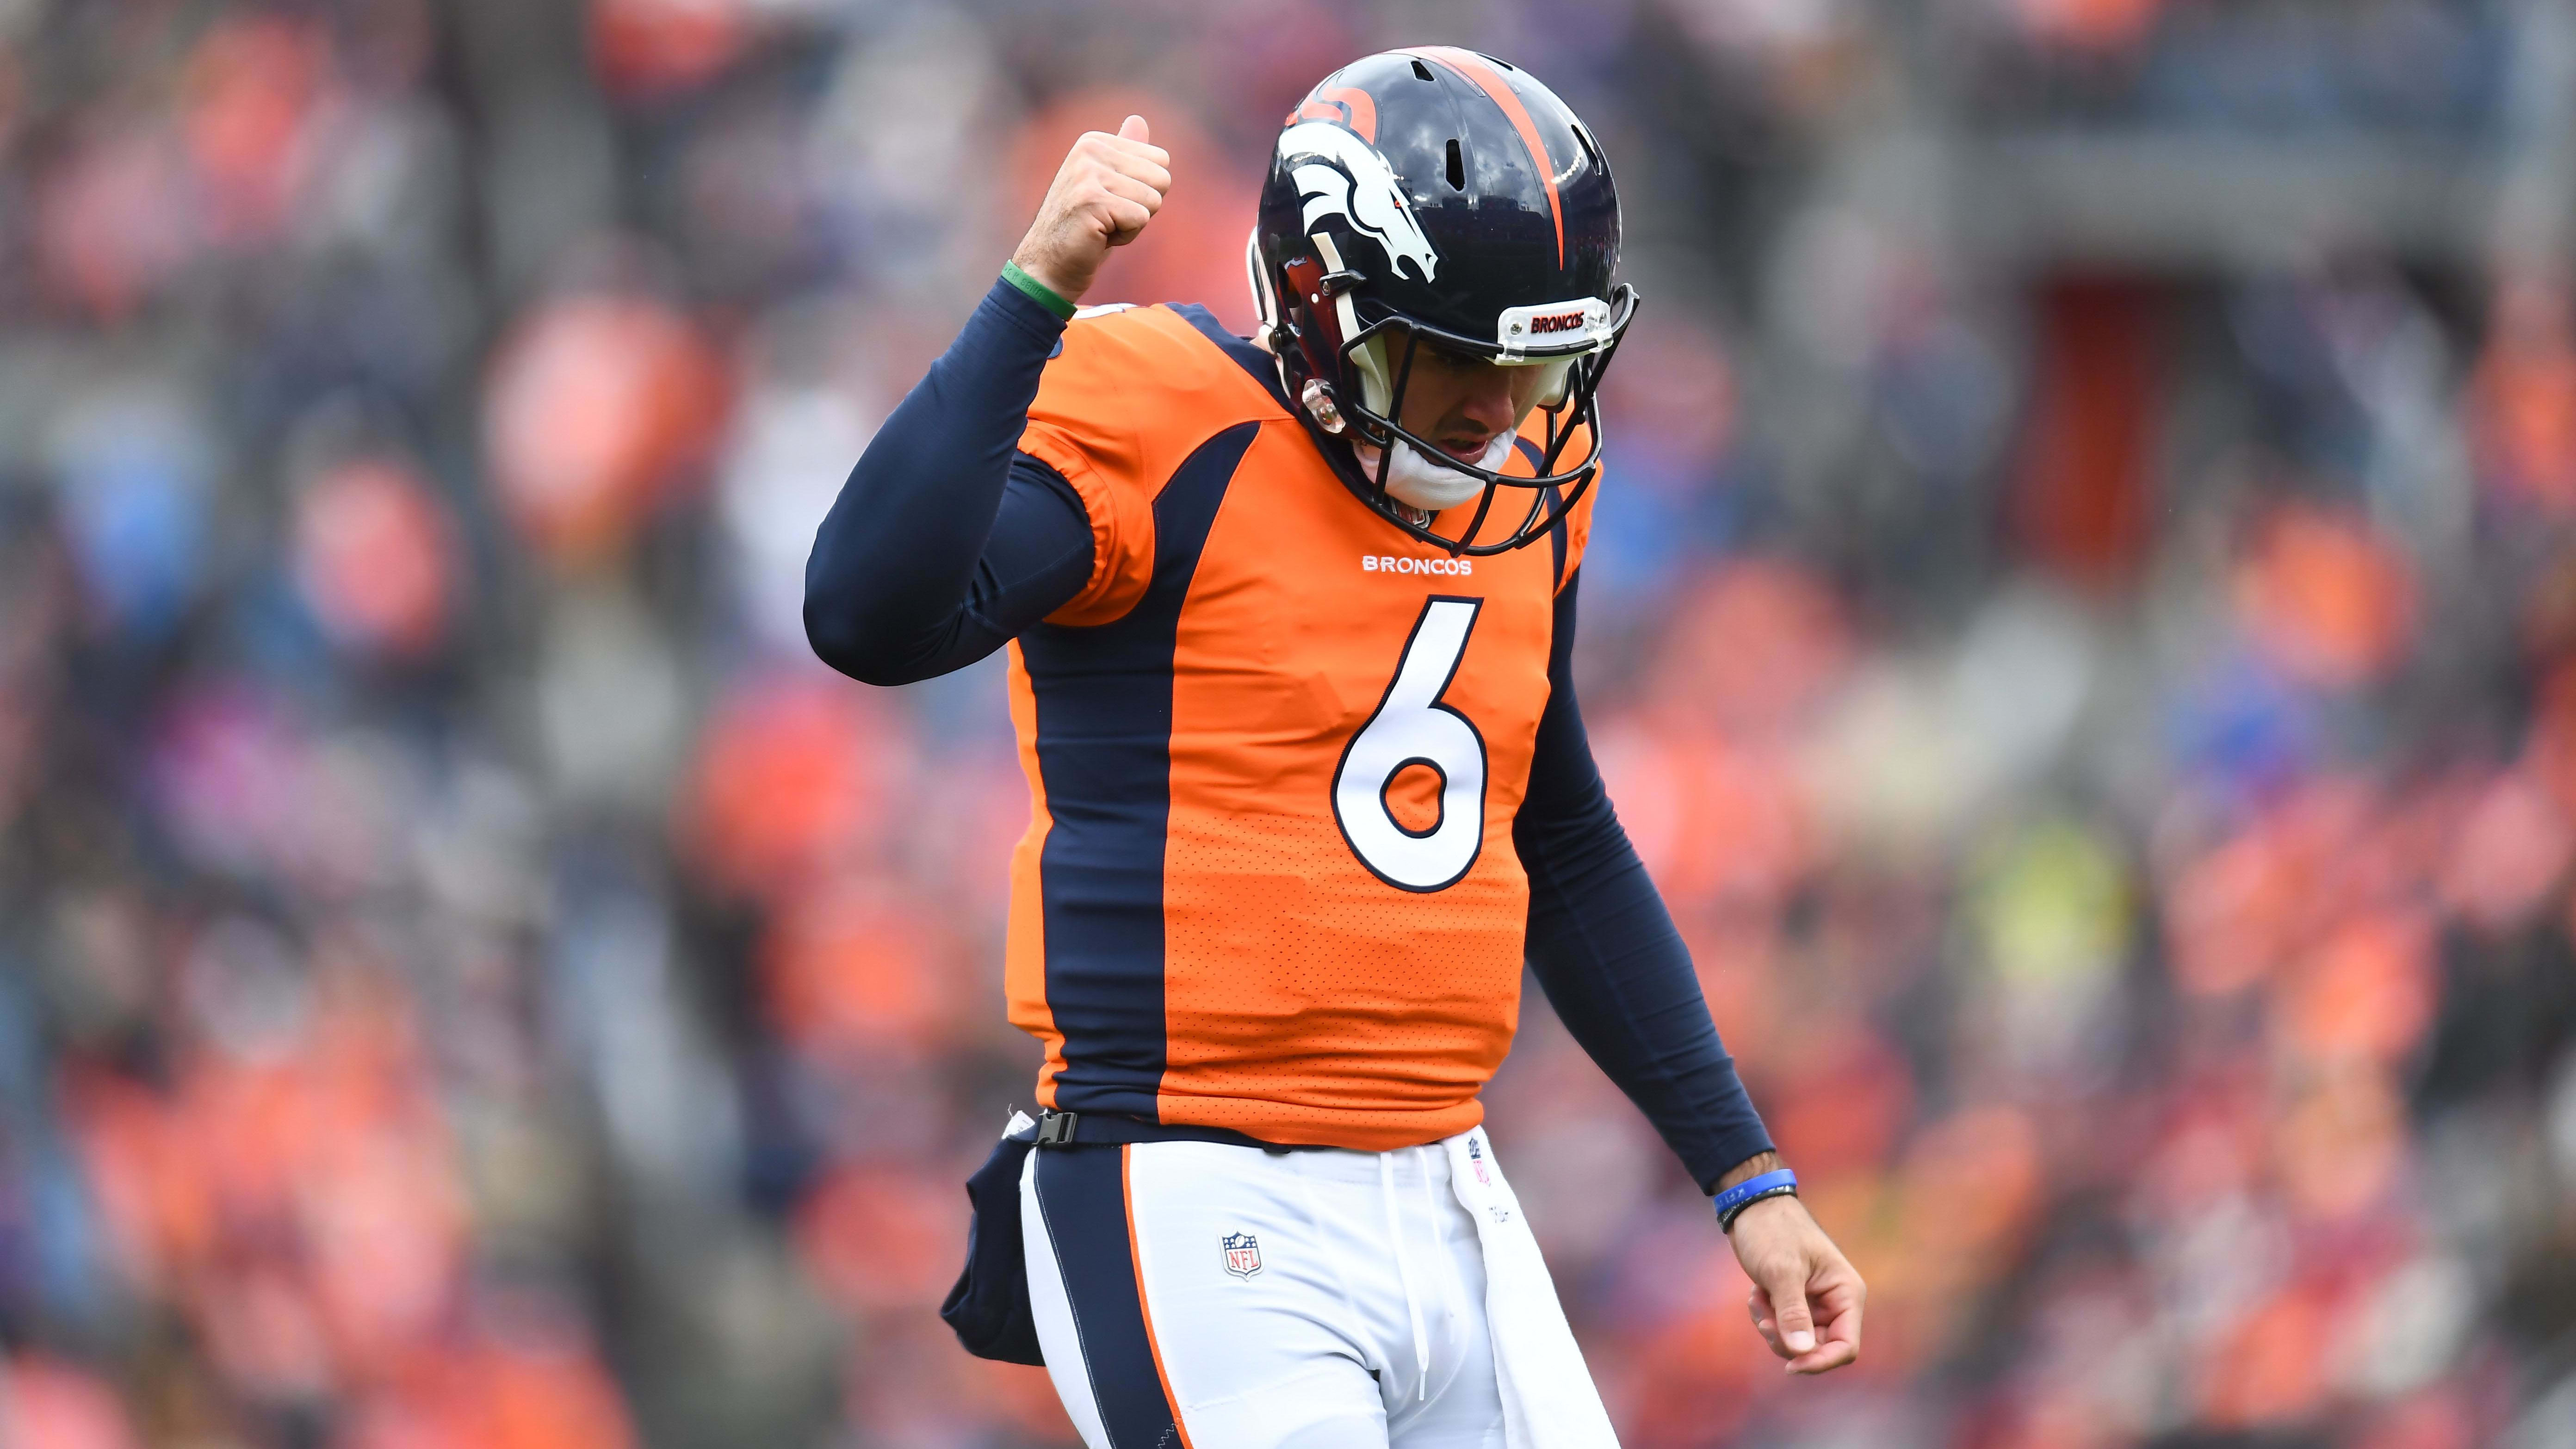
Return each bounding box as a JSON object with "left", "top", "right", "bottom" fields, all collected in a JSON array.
[{"left": 1333, "top": 597, "right": 1490, "bottom": 892}]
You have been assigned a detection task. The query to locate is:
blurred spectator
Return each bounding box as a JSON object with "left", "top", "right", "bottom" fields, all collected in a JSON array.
[{"left": 0, "top": 1, "right": 2567, "bottom": 1446}]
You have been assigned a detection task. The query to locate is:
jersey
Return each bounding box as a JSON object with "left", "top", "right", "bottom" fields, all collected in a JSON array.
[{"left": 1001, "top": 301, "right": 1598, "bottom": 1152}]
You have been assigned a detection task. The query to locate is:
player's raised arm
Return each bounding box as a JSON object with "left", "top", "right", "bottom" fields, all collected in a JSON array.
[
  {"left": 803, "top": 121, "right": 1170, "bottom": 686},
  {"left": 1009, "top": 115, "right": 1171, "bottom": 305}
]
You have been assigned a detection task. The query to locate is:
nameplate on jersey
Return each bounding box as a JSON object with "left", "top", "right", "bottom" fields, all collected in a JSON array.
[{"left": 1361, "top": 554, "right": 1474, "bottom": 576}]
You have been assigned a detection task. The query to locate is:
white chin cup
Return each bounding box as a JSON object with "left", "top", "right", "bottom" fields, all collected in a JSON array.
[{"left": 1356, "top": 434, "right": 1513, "bottom": 513}]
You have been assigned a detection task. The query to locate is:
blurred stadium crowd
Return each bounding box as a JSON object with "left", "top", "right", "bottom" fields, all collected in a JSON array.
[{"left": 4, "top": 0, "right": 2576, "bottom": 1446}]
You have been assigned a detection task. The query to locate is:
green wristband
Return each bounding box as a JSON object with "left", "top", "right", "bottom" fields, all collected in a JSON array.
[{"left": 1002, "top": 260, "right": 1077, "bottom": 321}]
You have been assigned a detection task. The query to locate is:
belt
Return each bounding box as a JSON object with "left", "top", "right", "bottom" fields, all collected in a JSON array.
[{"left": 1031, "top": 1110, "right": 1335, "bottom": 1154}]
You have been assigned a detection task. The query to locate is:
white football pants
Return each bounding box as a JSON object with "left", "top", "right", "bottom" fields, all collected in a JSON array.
[{"left": 1018, "top": 1127, "right": 1620, "bottom": 1449}]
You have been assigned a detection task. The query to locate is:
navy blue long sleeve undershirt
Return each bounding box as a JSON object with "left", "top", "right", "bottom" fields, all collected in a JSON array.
[
  {"left": 805, "top": 277, "right": 1772, "bottom": 1192},
  {"left": 804, "top": 281, "right": 1093, "bottom": 687},
  {"left": 1516, "top": 575, "right": 1773, "bottom": 1191}
]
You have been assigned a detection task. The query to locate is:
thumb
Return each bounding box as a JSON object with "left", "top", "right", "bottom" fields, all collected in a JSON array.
[
  {"left": 1763, "top": 1267, "right": 1816, "bottom": 1356},
  {"left": 1118, "top": 113, "right": 1150, "bottom": 144}
]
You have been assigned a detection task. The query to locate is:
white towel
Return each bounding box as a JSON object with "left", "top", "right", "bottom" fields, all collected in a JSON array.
[{"left": 1443, "top": 1128, "right": 1622, "bottom": 1449}]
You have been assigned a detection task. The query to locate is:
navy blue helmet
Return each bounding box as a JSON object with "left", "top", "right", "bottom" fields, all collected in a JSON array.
[{"left": 1252, "top": 49, "right": 1636, "bottom": 555}]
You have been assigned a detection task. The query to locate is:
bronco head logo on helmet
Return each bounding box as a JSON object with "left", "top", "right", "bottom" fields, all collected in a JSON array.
[{"left": 1279, "top": 121, "right": 1443, "bottom": 285}]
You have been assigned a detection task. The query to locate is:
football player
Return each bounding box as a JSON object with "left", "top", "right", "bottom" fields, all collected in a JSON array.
[{"left": 807, "top": 48, "right": 1863, "bottom": 1449}]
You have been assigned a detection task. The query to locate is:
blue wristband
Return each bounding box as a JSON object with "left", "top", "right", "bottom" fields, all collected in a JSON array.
[{"left": 1713, "top": 1168, "right": 1798, "bottom": 1232}]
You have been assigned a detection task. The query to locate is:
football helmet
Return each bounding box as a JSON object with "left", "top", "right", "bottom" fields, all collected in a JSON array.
[{"left": 1252, "top": 49, "right": 1637, "bottom": 555}]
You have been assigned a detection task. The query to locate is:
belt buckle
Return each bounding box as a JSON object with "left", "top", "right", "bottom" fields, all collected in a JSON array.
[{"left": 1035, "top": 1111, "right": 1080, "bottom": 1147}]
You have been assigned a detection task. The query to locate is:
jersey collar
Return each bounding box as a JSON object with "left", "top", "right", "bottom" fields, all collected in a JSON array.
[{"left": 1170, "top": 304, "right": 1294, "bottom": 414}]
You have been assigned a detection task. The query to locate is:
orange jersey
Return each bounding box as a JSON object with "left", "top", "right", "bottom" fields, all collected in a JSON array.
[{"left": 1003, "top": 301, "right": 1596, "bottom": 1151}]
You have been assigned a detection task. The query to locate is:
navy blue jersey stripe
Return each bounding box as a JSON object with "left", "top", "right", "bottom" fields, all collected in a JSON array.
[
  {"left": 1546, "top": 483, "right": 1567, "bottom": 591},
  {"left": 1032, "top": 1146, "right": 1183, "bottom": 1449},
  {"left": 1510, "top": 439, "right": 1569, "bottom": 591},
  {"left": 1170, "top": 304, "right": 1293, "bottom": 410},
  {"left": 1021, "top": 421, "right": 1260, "bottom": 1119}
]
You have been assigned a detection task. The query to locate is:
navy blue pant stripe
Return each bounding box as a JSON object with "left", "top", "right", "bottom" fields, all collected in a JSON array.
[
  {"left": 1022, "top": 421, "right": 1260, "bottom": 1120},
  {"left": 1033, "top": 1146, "right": 1183, "bottom": 1449}
]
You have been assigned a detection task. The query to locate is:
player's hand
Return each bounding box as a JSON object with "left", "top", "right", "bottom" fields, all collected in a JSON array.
[
  {"left": 1010, "top": 114, "right": 1171, "bottom": 304},
  {"left": 1732, "top": 1195, "right": 1864, "bottom": 1375}
]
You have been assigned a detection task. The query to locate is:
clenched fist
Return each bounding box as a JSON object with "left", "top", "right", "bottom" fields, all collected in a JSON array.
[{"left": 1010, "top": 115, "right": 1171, "bottom": 305}]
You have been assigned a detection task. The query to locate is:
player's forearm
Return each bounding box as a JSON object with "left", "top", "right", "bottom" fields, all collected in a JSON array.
[
  {"left": 1714, "top": 1150, "right": 1783, "bottom": 1192},
  {"left": 1522, "top": 833, "right": 1777, "bottom": 1192},
  {"left": 805, "top": 277, "right": 1069, "bottom": 684},
  {"left": 1517, "top": 575, "right": 1776, "bottom": 1192}
]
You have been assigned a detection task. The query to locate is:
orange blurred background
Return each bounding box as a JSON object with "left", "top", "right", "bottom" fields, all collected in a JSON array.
[{"left": 2, "top": 1, "right": 2573, "bottom": 1447}]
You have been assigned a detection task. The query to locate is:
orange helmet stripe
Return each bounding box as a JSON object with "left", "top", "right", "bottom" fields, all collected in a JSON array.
[{"left": 1406, "top": 47, "right": 1563, "bottom": 266}]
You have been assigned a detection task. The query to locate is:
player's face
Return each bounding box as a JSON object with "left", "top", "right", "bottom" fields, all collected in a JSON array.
[{"left": 1393, "top": 340, "right": 1552, "bottom": 462}]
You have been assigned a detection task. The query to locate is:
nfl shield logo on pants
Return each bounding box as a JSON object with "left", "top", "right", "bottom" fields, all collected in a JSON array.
[{"left": 1221, "top": 1232, "right": 1263, "bottom": 1279}]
